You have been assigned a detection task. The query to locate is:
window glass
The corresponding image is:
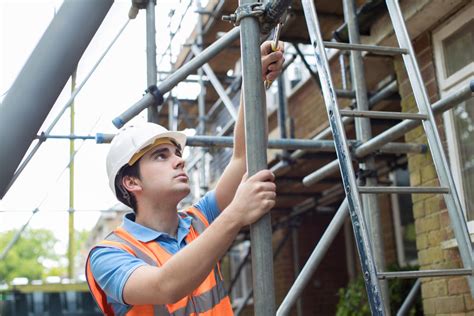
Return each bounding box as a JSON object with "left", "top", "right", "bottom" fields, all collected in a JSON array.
[
  {"left": 452, "top": 97, "right": 474, "bottom": 218},
  {"left": 394, "top": 168, "right": 417, "bottom": 265},
  {"left": 442, "top": 19, "right": 474, "bottom": 77}
]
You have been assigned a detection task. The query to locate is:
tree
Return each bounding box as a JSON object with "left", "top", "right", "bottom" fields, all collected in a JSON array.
[
  {"left": 0, "top": 228, "right": 62, "bottom": 283},
  {"left": 75, "top": 229, "right": 89, "bottom": 255},
  {"left": 74, "top": 229, "right": 90, "bottom": 275}
]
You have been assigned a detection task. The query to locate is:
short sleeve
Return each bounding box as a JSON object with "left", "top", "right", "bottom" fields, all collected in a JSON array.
[
  {"left": 193, "top": 190, "right": 221, "bottom": 224},
  {"left": 89, "top": 246, "right": 147, "bottom": 305}
]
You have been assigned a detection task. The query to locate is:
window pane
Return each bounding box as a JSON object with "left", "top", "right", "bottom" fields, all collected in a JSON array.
[
  {"left": 452, "top": 98, "right": 474, "bottom": 219},
  {"left": 442, "top": 19, "right": 474, "bottom": 77}
]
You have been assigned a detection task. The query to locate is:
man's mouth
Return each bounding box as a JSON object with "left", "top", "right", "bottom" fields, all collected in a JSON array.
[{"left": 174, "top": 173, "right": 188, "bottom": 180}]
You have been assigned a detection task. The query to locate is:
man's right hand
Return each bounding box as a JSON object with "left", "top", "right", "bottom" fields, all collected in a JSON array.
[{"left": 224, "top": 169, "right": 276, "bottom": 227}]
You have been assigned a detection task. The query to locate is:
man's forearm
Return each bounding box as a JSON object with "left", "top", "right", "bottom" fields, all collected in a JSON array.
[
  {"left": 159, "top": 210, "right": 240, "bottom": 299},
  {"left": 232, "top": 93, "right": 246, "bottom": 160}
]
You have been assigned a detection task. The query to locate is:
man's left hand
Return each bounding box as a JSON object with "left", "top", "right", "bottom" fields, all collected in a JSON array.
[{"left": 260, "top": 41, "right": 285, "bottom": 82}]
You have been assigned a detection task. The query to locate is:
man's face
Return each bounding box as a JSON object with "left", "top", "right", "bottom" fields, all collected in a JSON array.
[{"left": 137, "top": 142, "right": 190, "bottom": 200}]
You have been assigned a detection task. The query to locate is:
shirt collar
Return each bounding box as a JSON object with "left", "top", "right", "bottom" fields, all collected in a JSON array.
[{"left": 122, "top": 212, "right": 192, "bottom": 243}]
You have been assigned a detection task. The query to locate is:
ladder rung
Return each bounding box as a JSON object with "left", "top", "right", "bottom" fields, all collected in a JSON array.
[
  {"left": 323, "top": 41, "right": 408, "bottom": 55},
  {"left": 339, "top": 110, "right": 427, "bottom": 120},
  {"left": 378, "top": 268, "right": 472, "bottom": 279},
  {"left": 358, "top": 186, "right": 450, "bottom": 194}
]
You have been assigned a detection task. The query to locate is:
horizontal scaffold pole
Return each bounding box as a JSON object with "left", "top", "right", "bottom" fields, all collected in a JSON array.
[{"left": 94, "top": 134, "right": 426, "bottom": 153}]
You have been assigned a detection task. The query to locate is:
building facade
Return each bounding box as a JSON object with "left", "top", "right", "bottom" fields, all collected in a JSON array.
[{"left": 82, "top": 0, "right": 473, "bottom": 314}]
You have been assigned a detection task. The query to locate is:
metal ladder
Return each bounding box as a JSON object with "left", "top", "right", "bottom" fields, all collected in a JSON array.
[{"left": 301, "top": 0, "right": 474, "bottom": 314}]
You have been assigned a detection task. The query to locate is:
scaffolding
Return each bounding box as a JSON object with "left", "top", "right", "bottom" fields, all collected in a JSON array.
[
  {"left": 1, "top": 0, "right": 474, "bottom": 315},
  {"left": 109, "top": 0, "right": 474, "bottom": 314}
]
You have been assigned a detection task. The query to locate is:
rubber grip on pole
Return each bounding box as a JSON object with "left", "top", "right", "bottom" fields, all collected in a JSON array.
[
  {"left": 95, "top": 133, "right": 106, "bottom": 144},
  {"left": 112, "top": 117, "right": 125, "bottom": 129}
]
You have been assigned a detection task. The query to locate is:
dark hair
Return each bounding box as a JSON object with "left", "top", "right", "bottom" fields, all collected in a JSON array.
[{"left": 114, "top": 160, "right": 141, "bottom": 211}]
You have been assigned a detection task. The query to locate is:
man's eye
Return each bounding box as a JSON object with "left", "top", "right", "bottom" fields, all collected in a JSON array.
[{"left": 154, "top": 153, "right": 166, "bottom": 160}]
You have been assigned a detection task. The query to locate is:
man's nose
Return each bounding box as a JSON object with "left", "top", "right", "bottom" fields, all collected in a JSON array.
[{"left": 174, "top": 155, "right": 185, "bottom": 169}]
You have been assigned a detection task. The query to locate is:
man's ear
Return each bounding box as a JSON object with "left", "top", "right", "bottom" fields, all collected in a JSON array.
[{"left": 122, "top": 175, "right": 142, "bottom": 193}]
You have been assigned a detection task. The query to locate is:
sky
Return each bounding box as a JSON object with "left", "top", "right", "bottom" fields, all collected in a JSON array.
[{"left": 0, "top": 0, "right": 204, "bottom": 254}]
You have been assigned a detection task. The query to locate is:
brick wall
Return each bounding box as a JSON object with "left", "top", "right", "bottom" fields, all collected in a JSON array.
[
  {"left": 394, "top": 31, "right": 473, "bottom": 314},
  {"left": 379, "top": 194, "right": 398, "bottom": 266},
  {"left": 290, "top": 212, "right": 348, "bottom": 315},
  {"left": 284, "top": 56, "right": 351, "bottom": 140},
  {"left": 273, "top": 228, "right": 296, "bottom": 312}
]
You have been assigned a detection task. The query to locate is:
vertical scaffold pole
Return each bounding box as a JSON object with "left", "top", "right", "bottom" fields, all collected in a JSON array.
[
  {"left": 197, "top": 0, "right": 208, "bottom": 196},
  {"left": 167, "top": 20, "right": 176, "bottom": 131},
  {"left": 277, "top": 74, "right": 289, "bottom": 157},
  {"left": 146, "top": 0, "right": 159, "bottom": 123},
  {"left": 342, "top": 0, "right": 389, "bottom": 312},
  {"left": 67, "top": 70, "right": 76, "bottom": 280},
  {"left": 239, "top": 0, "right": 276, "bottom": 314},
  {"left": 291, "top": 225, "right": 303, "bottom": 316}
]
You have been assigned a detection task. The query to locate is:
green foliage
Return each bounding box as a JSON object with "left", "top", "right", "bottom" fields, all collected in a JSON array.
[
  {"left": 0, "top": 229, "right": 62, "bottom": 283},
  {"left": 336, "top": 276, "right": 370, "bottom": 316},
  {"left": 386, "top": 264, "right": 423, "bottom": 315},
  {"left": 75, "top": 229, "right": 89, "bottom": 254},
  {"left": 404, "top": 223, "right": 416, "bottom": 242},
  {"left": 336, "top": 265, "right": 423, "bottom": 315}
]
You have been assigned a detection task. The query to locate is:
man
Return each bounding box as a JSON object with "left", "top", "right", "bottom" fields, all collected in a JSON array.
[{"left": 86, "top": 41, "right": 284, "bottom": 316}]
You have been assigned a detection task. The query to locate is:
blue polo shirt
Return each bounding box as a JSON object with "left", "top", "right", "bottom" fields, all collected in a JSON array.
[{"left": 89, "top": 191, "right": 221, "bottom": 315}]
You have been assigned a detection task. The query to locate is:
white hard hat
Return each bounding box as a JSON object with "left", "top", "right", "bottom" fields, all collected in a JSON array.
[{"left": 106, "top": 122, "right": 187, "bottom": 196}]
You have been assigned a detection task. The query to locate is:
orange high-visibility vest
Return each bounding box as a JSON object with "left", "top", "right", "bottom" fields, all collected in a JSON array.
[{"left": 85, "top": 207, "right": 233, "bottom": 316}]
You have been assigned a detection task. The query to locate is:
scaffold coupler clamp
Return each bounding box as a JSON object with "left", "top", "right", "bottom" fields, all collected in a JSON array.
[
  {"left": 356, "top": 168, "right": 378, "bottom": 185},
  {"left": 222, "top": 3, "right": 264, "bottom": 26},
  {"left": 145, "top": 85, "right": 164, "bottom": 106},
  {"left": 128, "top": 0, "right": 150, "bottom": 19},
  {"left": 349, "top": 139, "right": 363, "bottom": 156},
  {"left": 38, "top": 131, "right": 47, "bottom": 143}
]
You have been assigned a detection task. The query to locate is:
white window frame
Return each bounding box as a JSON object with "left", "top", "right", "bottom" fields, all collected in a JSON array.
[
  {"left": 433, "top": 3, "right": 474, "bottom": 229},
  {"left": 432, "top": 3, "right": 474, "bottom": 91}
]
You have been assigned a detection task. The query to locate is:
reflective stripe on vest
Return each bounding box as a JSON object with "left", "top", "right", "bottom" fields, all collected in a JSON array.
[{"left": 85, "top": 206, "right": 233, "bottom": 316}]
